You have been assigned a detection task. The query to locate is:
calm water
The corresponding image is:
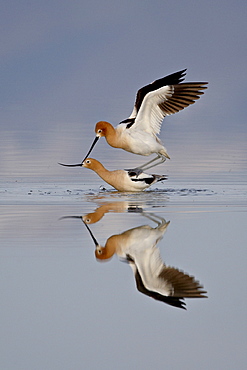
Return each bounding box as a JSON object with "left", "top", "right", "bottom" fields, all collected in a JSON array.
[{"left": 1, "top": 126, "right": 247, "bottom": 370}]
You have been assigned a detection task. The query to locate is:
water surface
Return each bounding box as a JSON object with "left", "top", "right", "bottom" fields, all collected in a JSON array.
[{"left": 0, "top": 126, "right": 247, "bottom": 370}]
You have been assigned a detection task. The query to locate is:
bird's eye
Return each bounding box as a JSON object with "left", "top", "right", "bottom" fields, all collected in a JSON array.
[
  {"left": 97, "top": 249, "right": 102, "bottom": 254},
  {"left": 86, "top": 160, "right": 90, "bottom": 164},
  {"left": 86, "top": 218, "right": 90, "bottom": 223},
  {"left": 98, "top": 129, "right": 102, "bottom": 133}
]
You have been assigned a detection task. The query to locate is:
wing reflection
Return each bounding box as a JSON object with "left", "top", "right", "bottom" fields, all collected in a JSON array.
[{"left": 62, "top": 203, "right": 207, "bottom": 309}]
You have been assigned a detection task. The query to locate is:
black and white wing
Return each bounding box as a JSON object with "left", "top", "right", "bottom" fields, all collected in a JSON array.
[
  {"left": 121, "top": 69, "right": 208, "bottom": 135},
  {"left": 120, "top": 69, "right": 187, "bottom": 127},
  {"left": 133, "top": 264, "right": 207, "bottom": 309},
  {"left": 128, "top": 171, "right": 167, "bottom": 185},
  {"left": 134, "top": 82, "right": 208, "bottom": 135}
]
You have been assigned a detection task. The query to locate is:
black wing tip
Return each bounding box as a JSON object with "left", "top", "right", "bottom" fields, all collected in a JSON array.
[
  {"left": 163, "top": 296, "right": 187, "bottom": 309},
  {"left": 166, "top": 69, "right": 187, "bottom": 83},
  {"left": 179, "top": 68, "right": 187, "bottom": 76}
]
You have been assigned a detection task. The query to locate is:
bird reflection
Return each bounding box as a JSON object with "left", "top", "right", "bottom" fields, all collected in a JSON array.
[
  {"left": 61, "top": 202, "right": 143, "bottom": 224},
  {"left": 82, "top": 201, "right": 143, "bottom": 224},
  {"left": 62, "top": 203, "right": 207, "bottom": 309}
]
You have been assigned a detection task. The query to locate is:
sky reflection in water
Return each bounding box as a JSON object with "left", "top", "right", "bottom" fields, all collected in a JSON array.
[{"left": 1, "top": 184, "right": 247, "bottom": 370}]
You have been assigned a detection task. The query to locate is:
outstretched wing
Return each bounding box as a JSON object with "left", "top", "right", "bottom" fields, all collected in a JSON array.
[
  {"left": 120, "top": 69, "right": 187, "bottom": 126},
  {"left": 132, "top": 263, "right": 207, "bottom": 309},
  {"left": 158, "top": 266, "right": 207, "bottom": 298},
  {"left": 133, "top": 264, "right": 187, "bottom": 309},
  {"left": 131, "top": 69, "right": 187, "bottom": 117},
  {"left": 133, "top": 82, "right": 208, "bottom": 135}
]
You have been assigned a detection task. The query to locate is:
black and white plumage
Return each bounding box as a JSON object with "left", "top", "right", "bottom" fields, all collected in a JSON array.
[
  {"left": 90, "top": 213, "right": 207, "bottom": 309},
  {"left": 82, "top": 158, "right": 167, "bottom": 192},
  {"left": 121, "top": 69, "right": 197, "bottom": 128},
  {"left": 82, "top": 69, "right": 207, "bottom": 171},
  {"left": 127, "top": 254, "right": 207, "bottom": 309}
]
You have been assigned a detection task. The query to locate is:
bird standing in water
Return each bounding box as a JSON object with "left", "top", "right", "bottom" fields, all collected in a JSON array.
[
  {"left": 82, "top": 69, "right": 207, "bottom": 173},
  {"left": 82, "top": 158, "right": 166, "bottom": 192}
]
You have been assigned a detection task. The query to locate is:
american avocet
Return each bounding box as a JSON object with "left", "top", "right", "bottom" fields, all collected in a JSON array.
[
  {"left": 84, "top": 213, "right": 207, "bottom": 309},
  {"left": 82, "top": 69, "right": 207, "bottom": 173},
  {"left": 81, "top": 158, "right": 166, "bottom": 192},
  {"left": 61, "top": 202, "right": 142, "bottom": 224},
  {"left": 82, "top": 202, "right": 142, "bottom": 224}
]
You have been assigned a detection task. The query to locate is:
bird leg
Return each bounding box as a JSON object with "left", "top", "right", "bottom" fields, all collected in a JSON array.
[
  {"left": 142, "top": 212, "right": 167, "bottom": 226},
  {"left": 136, "top": 154, "right": 167, "bottom": 171},
  {"left": 125, "top": 154, "right": 166, "bottom": 177}
]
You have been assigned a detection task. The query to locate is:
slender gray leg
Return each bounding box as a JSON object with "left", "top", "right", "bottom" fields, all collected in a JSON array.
[
  {"left": 142, "top": 212, "right": 167, "bottom": 226},
  {"left": 125, "top": 154, "right": 166, "bottom": 176},
  {"left": 138, "top": 154, "right": 167, "bottom": 171},
  {"left": 137, "top": 155, "right": 160, "bottom": 169}
]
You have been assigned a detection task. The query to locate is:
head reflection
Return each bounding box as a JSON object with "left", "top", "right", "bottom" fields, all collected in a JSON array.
[
  {"left": 82, "top": 202, "right": 143, "bottom": 224},
  {"left": 63, "top": 203, "right": 207, "bottom": 310}
]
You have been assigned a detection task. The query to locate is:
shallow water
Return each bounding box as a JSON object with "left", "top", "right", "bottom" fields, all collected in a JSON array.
[{"left": 0, "top": 126, "right": 247, "bottom": 370}]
